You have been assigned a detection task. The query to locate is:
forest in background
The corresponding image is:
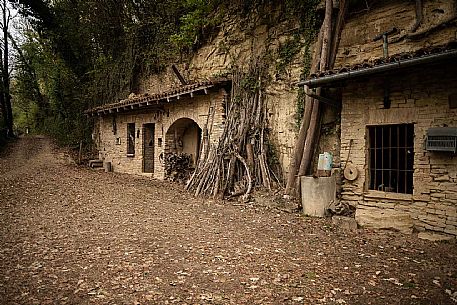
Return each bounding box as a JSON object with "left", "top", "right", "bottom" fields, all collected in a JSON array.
[{"left": 0, "top": 0, "right": 319, "bottom": 147}]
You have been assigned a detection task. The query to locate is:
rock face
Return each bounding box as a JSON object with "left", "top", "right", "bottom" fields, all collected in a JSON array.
[
  {"left": 355, "top": 208, "right": 414, "bottom": 234},
  {"left": 335, "top": 0, "right": 457, "bottom": 67}
]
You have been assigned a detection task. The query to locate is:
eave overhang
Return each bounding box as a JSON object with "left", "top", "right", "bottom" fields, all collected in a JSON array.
[
  {"left": 298, "top": 44, "right": 457, "bottom": 89},
  {"left": 85, "top": 79, "right": 231, "bottom": 117}
]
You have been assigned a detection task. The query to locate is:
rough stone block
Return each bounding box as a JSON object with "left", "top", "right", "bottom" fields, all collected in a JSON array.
[
  {"left": 412, "top": 200, "right": 428, "bottom": 207},
  {"left": 332, "top": 216, "right": 358, "bottom": 231},
  {"left": 444, "top": 228, "right": 457, "bottom": 236},
  {"left": 418, "top": 232, "right": 454, "bottom": 241},
  {"left": 446, "top": 220, "right": 457, "bottom": 226},
  {"left": 447, "top": 209, "right": 457, "bottom": 217},
  {"left": 355, "top": 208, "right": 413, "bottom": 234},
  {"left": 433, "top": 209, "right": 447, "bottom": 216},
  {"left": 435, "top": 175, "right": 451, "bottom": 182}
]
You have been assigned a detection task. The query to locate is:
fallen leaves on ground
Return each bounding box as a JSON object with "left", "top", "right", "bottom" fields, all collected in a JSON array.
[{"left": 0, "top": 136, "right": 456, "bottom": 304}]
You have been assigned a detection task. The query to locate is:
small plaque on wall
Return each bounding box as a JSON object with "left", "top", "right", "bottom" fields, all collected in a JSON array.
[{"left": 115, "top": 137, "right": 121, "bottom": 145}]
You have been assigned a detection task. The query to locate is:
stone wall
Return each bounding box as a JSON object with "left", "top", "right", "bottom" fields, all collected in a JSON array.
[
  {"left": 94, "top": 88, "right": 227, "bottom": 179},
  {"left": 340, "top": 63, "right": 457, "bottom": 237}
]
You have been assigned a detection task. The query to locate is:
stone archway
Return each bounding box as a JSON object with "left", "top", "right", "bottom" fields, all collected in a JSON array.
[{"left": 165, "top": 118, "right": 202, "bottom": 167}]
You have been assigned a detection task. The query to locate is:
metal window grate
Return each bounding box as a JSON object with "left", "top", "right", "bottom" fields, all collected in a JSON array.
[{"left": 368, "top": 124, "right": 414, "bottom": 194}]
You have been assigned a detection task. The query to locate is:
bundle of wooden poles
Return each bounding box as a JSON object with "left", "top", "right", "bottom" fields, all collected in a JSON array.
[
  {"left": 186, "top": 64, "right": 278, "bottom": 199},
  {"left": 285, "top": 0, "right": 348, "bottom": 198}
]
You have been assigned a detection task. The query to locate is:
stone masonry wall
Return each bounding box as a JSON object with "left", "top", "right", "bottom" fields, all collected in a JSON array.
[
  {"left": 340, "top": 63, "right": 457, "bottom": 237},
  {"left": 94, "top": 88, "right": 226, "bottom": 179}
]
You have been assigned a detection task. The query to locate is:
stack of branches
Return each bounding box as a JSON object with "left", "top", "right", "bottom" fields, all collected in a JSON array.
[
  {"left": 164, "top": 153, "right": 192, "bottom": 183},
  {"left": 186, "top": 65, "right": 279, "bottom": 200}
]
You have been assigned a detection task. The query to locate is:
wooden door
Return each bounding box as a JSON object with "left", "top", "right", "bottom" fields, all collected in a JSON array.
[{"left": 143, "top": 124, "right": 155, "bottom": 173}]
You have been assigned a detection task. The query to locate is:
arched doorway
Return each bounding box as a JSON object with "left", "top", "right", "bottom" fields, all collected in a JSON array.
[{"left": 165, "top": 118, "right": 202, "bottom": 168}]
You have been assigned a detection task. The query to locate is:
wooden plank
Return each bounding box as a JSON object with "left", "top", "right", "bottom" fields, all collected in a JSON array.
[{"left": 172, "top": 64, "right": 187, "bottom": 85}]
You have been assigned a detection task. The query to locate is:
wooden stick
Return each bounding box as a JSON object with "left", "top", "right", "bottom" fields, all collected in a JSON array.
[
  {"left": 234, "top": 152, "right": 252, "bottom": 201},
  {"left": 78, "top": 140, "right": 83, "bottom": 165}
]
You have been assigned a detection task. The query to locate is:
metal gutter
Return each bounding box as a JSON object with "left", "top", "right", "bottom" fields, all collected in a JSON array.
[{"left": 298, "top": 49, "right": 457, "bottom": 88}]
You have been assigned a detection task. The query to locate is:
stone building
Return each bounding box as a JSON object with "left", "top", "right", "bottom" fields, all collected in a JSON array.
[
  {"left": 86, "top": 80, "right": 230, "bottom": 179},
  {"left": 301, "top": 0, "right": 457, "bottom": 237},
  {"left": 86, "top": 0, "right": 457, "bottom": 238}
]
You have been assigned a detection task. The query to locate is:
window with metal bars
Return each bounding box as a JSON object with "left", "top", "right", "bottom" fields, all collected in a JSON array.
[
  {"left": 368, "top": 124, "right": 414, "bottom": 194},
  {"left": 127, "top": 123, "right": 135, "bottom": 156}
]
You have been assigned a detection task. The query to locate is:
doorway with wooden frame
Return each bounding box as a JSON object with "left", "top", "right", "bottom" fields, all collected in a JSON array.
[{"left": 143, "top": 123, "right": 155, "bottom": 173}]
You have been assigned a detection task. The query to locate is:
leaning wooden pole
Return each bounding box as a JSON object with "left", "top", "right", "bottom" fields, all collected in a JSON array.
[
  {"left": 297, "top": 0, "right": 333, "bottom": 179},
  {"left": 284, "top": 25, "right": 324, "bottom": 196},
  {"left": 329, "top": 0, "right": 349, "bottom": 69}
]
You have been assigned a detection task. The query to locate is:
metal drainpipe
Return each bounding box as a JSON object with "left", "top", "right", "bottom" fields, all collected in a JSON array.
[{"left": 297, "top": 49, "right": 457, "bottom": 88}]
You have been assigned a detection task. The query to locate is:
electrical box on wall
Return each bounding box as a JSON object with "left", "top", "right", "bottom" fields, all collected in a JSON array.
[{"left": 426, "top": 127, "right": 457, "bottom": 153}]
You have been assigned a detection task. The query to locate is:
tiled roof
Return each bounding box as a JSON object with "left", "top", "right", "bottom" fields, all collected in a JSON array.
[
  {"left": 85, "top": 78, "right": 230, "bottom": 116},
  {"left": 299, "top": 41, "right": 457, "bottom": 88}
]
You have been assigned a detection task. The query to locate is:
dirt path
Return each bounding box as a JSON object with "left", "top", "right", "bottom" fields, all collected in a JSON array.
[{"left": 1, "top": 136, "right": 456, "bottom": 305}]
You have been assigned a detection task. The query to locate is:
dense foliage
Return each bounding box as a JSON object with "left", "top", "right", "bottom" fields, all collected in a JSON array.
[
  {"left": 8, "top": 0, "right": 319, "bottom": 145},
  {"left": 11, "top": 0, "right": 188, "bottom": 144}
]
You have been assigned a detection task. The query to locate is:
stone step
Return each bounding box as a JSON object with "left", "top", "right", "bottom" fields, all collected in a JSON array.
[{"left": 89, "top": 159, "right": 104, "bottom": 168}]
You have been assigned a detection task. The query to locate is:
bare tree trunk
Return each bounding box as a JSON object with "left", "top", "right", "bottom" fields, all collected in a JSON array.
[
  {"left": 297, "top": 92, "right": 321, "bottom": 177},
  {"left": 319, "top": 0, "right": 333, "bottom": 72},
  {"left": 0, "top": 81, "right": 6, "bottom": 132},
  {"left": 1, "top": 0, "right": 13, "bottom": 137},
  {"left": 246, "top": 142, "right": 254, "bottom": 170}
]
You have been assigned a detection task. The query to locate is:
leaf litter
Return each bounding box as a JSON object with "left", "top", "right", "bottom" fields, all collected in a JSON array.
[{"left": 0, "top": 137, "right": 456, "bottom": 304}]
